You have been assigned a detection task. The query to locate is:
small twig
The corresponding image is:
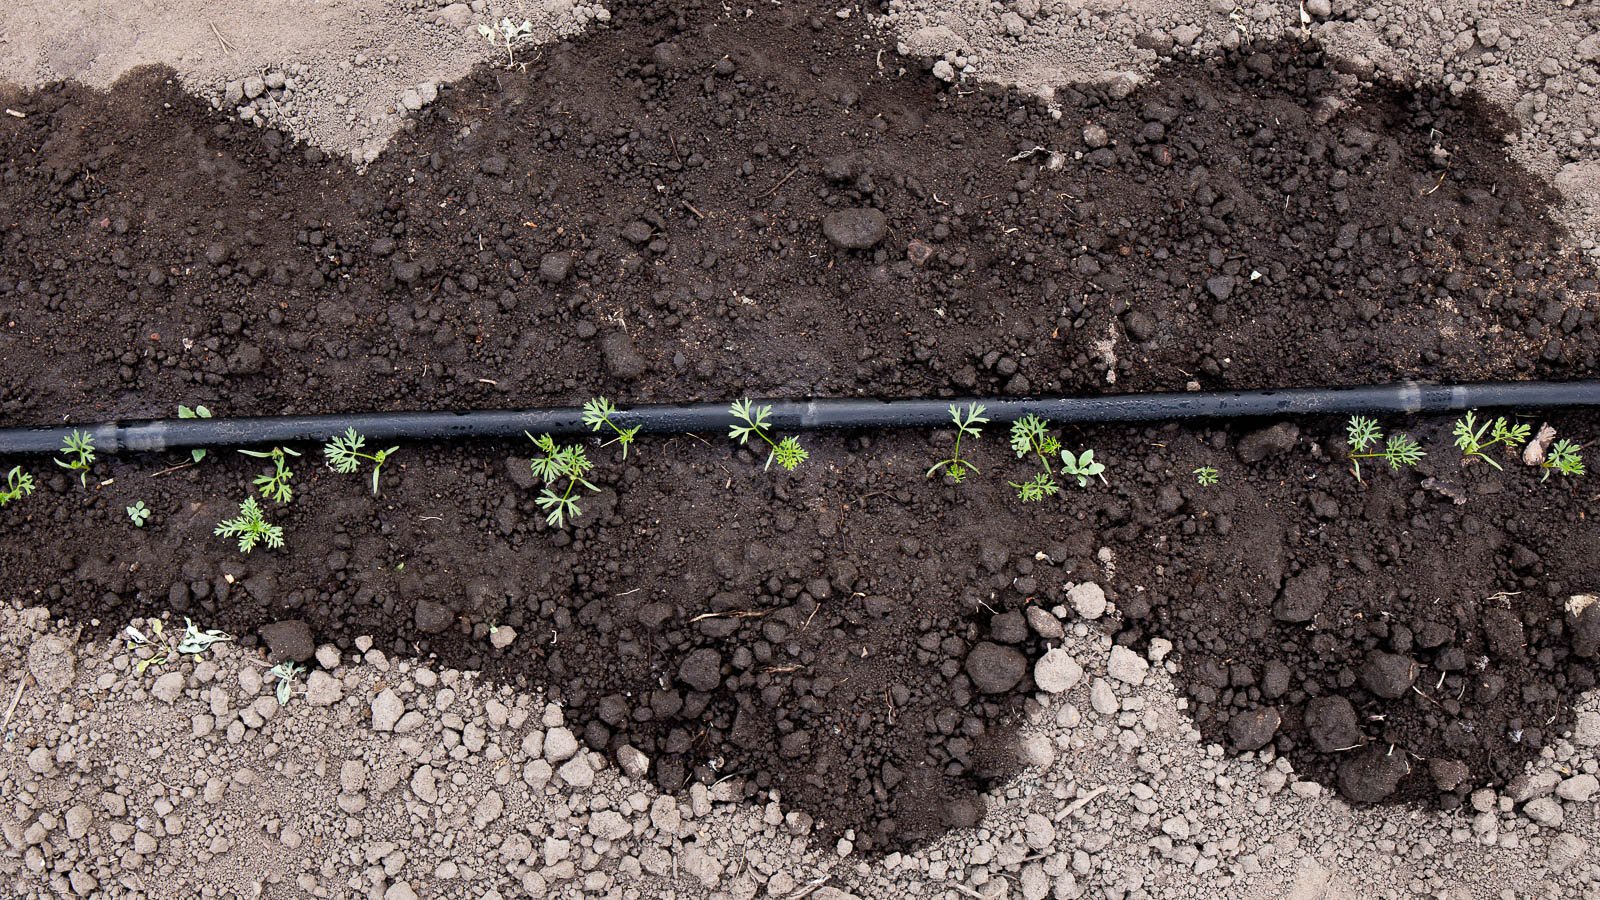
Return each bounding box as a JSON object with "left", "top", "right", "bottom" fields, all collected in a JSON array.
[
  {"left": 1053, "top": 785, "right": 1108, "bottom": 822},
  {"left": 681, "top": 200, "right": 705, "bottom": 220},
  {"left": 784, "top": 877, "right": 830, "bottom": 900},
  {"left": 1, "top": 678, "right": 25, "bottom": 734},
  {"left": 150, "top": 461, "right": 197, "bottom": 478},
  {"left": 208, "top": 22, "right": 237, "bottom": 54},
  {"left": 761, "top": 167, "right": 800, "bottom": 198},
  {"left": 1422, "top": 165, "right": 1450, "bottom": 196},
  {"left": 689, "top": 609, "right": 772, "bottom": 623}
]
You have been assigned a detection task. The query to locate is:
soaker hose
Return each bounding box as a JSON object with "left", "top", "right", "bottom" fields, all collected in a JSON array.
[{"left": 0, "top": 380, "right": 1597, "bottom": 456}]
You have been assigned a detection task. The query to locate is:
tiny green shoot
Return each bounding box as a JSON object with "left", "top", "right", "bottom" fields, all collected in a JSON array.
[
  {"left": 1011, "top": 472, "right": 1060, "bottom": 502},
  {"left": 728, "top": 398, "right": 808, "bottom": 471},
  {"left": 54, "top": 430, "right": 95, "bottom": 487},
  {"left": 1060, "top": 449, "right": 1106, "bottom": 487},
  {"left": 1451, "top": 411, "right": 1531, "bottom": 471},
  {"left": 927, "top": 403, "right": 988, "bottom": 483},
  {"left": 1193, "top": 466, "right": 1219, "bottom": 486},
  {"left": 324, "top": 428, "right": 400, "bottom": 496},
  {"left": 214, "top": 496, "right": 284, "bottom": 553},
  {"left": 528, "top": 432, "right": 599, "bottom": 528},
  {"left": 1541, "top": 439, "right": 1585, "bottom": 481},
  {"left": 266, "top": 662, "right": 305, "bottom": 706},
  {"left": 239, "top": 446, "right": 301, "bottom": 504},
  {"left": 1346, "top": 415, "right": 1425, "bottom": 482},
  {"left": 0, "top": 467, "right": 35, "bottom": 506},
  {"left": 178, "top": 404, "right": 213, "bottom": 462},
  {"left": 582, "top": 397, "right": 641, "bottom": 459},
  {"left": 1009, "top": 415, "right": 1061, "bottom": 501},
  {"left": 126, "top": 501, "right": 150, "bottom": 527}
]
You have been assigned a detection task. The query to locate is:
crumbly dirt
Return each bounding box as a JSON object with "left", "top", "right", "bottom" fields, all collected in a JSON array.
[
  {"left": 0, "top": 0, "right": 606, "bottom": 163},
  {"left": 0, "top": 0, "right": 1598, "bottom": 896},
  {"left": 1, "top": 603, "right": 1597, "bottom": 899},
  {"left": 885, "top": 0, "right": 1600, "bottom": 255}
]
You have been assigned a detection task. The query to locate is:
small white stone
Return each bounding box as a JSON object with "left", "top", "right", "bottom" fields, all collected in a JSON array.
[{"left": 371, "top": 689, "right": 403, "bottom": 731}]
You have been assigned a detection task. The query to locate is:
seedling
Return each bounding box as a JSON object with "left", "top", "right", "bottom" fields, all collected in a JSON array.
[
  {"left": 179, "top": 405, "right": 213, "bottom": 462},
  {"left": 1011, "top": 472, "right": 1060, "bottom": 502},
  {"left": 126, "top": 501, "right": 150, "bottom": 527},
  {"left": 528, "top": 432, "right": 599, "bottom": 528},
  {"left": 125, "top": 617, "right": 232, "bottom": 674},
  {"left": 728, "top": 398, "right": 808, "bottom": 471},
  {"left": 1541, "top": 439, "right": 1585, "bottom": 481},
  {"left": 1451, "top": 411, "right": 1531, "bottom": 471},
  {"left": 0, "top": 467, "right": 34, "bottom": 506},
  {"left": 266, "top": 662, "right": 305, "bottom": 706},
  {"left": 582, "top": 397, "right": 641, "bottom": 459},
  {"left": 54, "top": 430, "right": 95, "bottom": 487},
  {"left": 927, "top": 403, "right": 988, "bottom": 483},
  {"left": 214, "top": 496, "right": 284, "bottom": 553},
  {"left": 1346, "top": 416, "right": 1425, "bottom": 482},
  {"left": 324, "top": 428, "right": 400, "bottom": 496},
  {"left": 239, "top": 446, "right": 300, "bottom": 504},
  {"left": 1193, "top": 466, "right": 1219, "bottom": 486},
  {"left": 478, "top": 17, "right": 536, "bottom": 67},
  {"left": 1009, "top": 415, "right": 1061, "bottom": 501},
  {"left": 1060, "top": 449, "right": 1106, "bottom": 487}
]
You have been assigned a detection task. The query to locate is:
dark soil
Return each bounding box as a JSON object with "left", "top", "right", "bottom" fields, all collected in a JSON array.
[{"left": 2, "top": 0, "right": 1598, "bottom": 852}]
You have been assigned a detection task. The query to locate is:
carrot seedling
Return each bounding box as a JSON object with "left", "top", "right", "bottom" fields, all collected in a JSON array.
[
  {"left": 1451, "top": 411, "right": 1530, "bottom": 471},
  {"left": 729, "top": 398, "right": 808, "bottom": 471},
  {"left": 582, "top": 397, "right": 641, "bottom": 459},
  {"left": 239, "top": 446, "right": 300, "bottom": 504},
  {"left": 927, "top": 403, "right": 988, "bottom": 483},
  {"left": 1541, "top": 439, "right": 1585, "bottom": 481},
  {"left": 528, "top": 433, "right": 598, "bottom": 528},
  {"left": 0, "top": 467, "right": 34, "bottom": 506},
  {"left": 1009, "top": 414, "right": 1061, "bottom": 501},
  {"left": 1346, "top": 415, "right": 1424, "bottom": 482},
  {"left": 324, "top": 428, "right": 400, "bottom": 496},
  {"left": 54, "top": 430, "right": 95, "bottom": 487}
]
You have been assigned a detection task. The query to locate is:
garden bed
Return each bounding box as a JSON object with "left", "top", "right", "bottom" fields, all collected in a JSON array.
[{"left": 1, "top": 0, "right": 1596, "bottom": 851}]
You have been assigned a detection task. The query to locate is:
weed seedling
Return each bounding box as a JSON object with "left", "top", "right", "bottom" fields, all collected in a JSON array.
[
  {"left": 1009, "top": 415, "right": 1061, "bottom": 501},
  {"left": 582, "top": 397, "right": 641, "bottom": 459},
  {"left": 125, "top": 617, "right": 232, "bottom": 674},
  {"left": 927, "top": 403, "right": 988, "bottom": 483},
  {"left": 178, "top": 404, "right": 212, "bottom": 462},
  {"left": 126, "top": 501, "right": 150, "bottom": 527},
  {"left": 478, "top": 17, "right": 536, "bottom": 67},
  {"left": 0, "top": 467, "right": 34, "bottom": 506},
  {"left": 1193, "top": 466, "right": 1220, "bottom": 486},
  {"left": 1541, "top": 439, "right": 1585, "bottom": 481},
  {"left": 54, "top": 430, "right": 95, "bottom": 487},
  {"left": 1346, "top": 415, "right": 1425, "bottom": 482},
  {"left": 1451, "top": 411, "right": 1531, "bottom": 471},
  {"left": 266, "top": 662, "right": 305, "bottom": 706},
  {"left": 214, "top": 496, "right": 284, "bottom": 553},
  {"left": 528, "top": 433, "right": 599, "bottom": 528},
  {"left": 728, "top": 398, "right": 808, "bottom": 471},
  {"left": 324, "top": 428, "right": 400, "bottom": 496},
  {"left": 1060, "top": 449, "right": 1106, "bottom": 487},
  {"left": 239, "top": 446, "right": 300, "bottom": 504}
]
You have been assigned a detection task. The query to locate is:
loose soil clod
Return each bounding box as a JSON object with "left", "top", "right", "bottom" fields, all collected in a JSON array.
[{"left": 0, "top": 0, "right": 1597, "bottom": 852}]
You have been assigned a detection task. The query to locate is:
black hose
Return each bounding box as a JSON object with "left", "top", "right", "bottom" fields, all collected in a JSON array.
[{"left": 1, "top": 380, "right": 1597, "bottom": 456}]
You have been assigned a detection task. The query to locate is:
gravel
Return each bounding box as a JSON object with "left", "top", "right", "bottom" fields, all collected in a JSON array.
[{"left": 1, "top": 599, "right": 1594, "bottom": 897}]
